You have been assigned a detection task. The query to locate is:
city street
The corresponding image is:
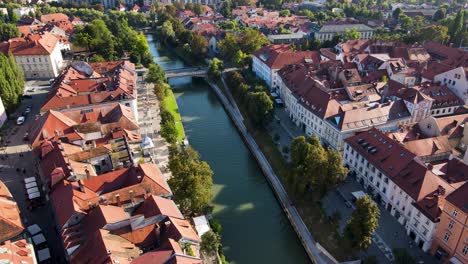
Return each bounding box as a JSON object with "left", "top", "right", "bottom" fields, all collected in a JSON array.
[
  {"left": 0, "top": 80, "right": 67, "bottom": 263},
  {"left": 265, "top": 105, "right": 438, "bottom": 264}
]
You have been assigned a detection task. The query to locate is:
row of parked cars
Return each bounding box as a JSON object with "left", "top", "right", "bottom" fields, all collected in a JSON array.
[
  {"left": 16, "top": 106, "right": 31, "bottom": 125},
  {"left": 27, "top": 224, "right": 51, "bottom": 263}
]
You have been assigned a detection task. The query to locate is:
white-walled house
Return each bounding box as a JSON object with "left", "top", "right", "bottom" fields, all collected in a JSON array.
[
  {"left": 277, "top": 63, "right": 412, "bottom": 151},
  {"left": 0, "top": 33, "right": 63, "bottom": 79},
  {"left": 252, "top": 44, "right": 320, "bottom": 91},
  {"left": 434, "top": 67, "right": 468, "bottom": 105},
  {"left": 343, "top": 128, "right": 458, "bottom": 252}
]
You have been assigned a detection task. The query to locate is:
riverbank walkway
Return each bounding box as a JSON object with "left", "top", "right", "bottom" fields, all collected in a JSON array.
[{"left": 205, "top": 79, "right": 339, "bottom": 264}]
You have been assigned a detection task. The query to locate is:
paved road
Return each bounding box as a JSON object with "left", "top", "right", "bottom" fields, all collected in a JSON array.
[
  {"left": 206, "top": 79, "right": 336, "bottom": 264},
  {"left": 0, "top": 80, "right": 66, "bottom": 263}
]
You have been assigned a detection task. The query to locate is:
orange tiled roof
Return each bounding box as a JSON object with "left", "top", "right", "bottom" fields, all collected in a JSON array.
[
  {"left": 0, "top": 32, "right": 59, "bottom": 56},
  {"left": 0, "top": 181, "right": 24, "bottom": 242}
]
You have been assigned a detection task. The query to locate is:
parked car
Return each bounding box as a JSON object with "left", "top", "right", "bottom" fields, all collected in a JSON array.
[
  {"left": 16, "top": 116, "right": 25, "bottom": 125},
  {"left": 25, "top": 106, "right": 31, "bottom": 114},
  {"left": 23, "top": 132, "right": 29, "bottom": 141}
]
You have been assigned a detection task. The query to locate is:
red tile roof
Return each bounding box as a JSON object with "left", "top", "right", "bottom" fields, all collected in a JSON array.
[
  {"left": 254, "top": 44, "right": 321, "bottom": 69},
  {"left": 0, "top": 181, "right": 24, "bottom": 242},
  {"left": 445, "top": 182, "right": 468, "bottom": 213},
  {"left": 424, "top": 41, "right": 468, "bottom": 68},
  {"left": 0, "top": 33, "right": 59, "bottom": 56},
  {"left": 135, "top": 195, "right": 184, "bottom": 219},
  {"left": 0, "top": 239, "right": 35, "bottom": 264},
  {"left": 167, "top": 217, "right": 200, "bottom": 243},
  {"left": 40, "top": 13, "right": 69, "bottom": 23},
  {"left": 345, "top": 128, "right": 459, "bottom": 221},
  {"left": 41, "top": 60, "right": 136, "bottom": 112}
]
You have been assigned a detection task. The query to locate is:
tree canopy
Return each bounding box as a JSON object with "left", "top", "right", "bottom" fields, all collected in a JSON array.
[
  {"left": 168, "top": 146, "right": 214, "bottom": 215},
  {"left": 345, "top": 196, "right": 380, "bottom": 250},
  {"left": 0, "top": 53, "right": 25, "bottom": 111},
  {"left": 289, "top": 135, "right": 348, "bottom": 193},
  {"left": 0, "top": 22, "right": 20, "bottom": 42}
]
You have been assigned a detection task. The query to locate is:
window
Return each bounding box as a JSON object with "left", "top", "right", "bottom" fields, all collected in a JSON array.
[
  {"left": 422, "top": 228, "right": 428, "bottom": 236},
  {"left": 453, "top": 210, "right": 458, "bottom": 217},
  {"left": 443, "top": 232, "right": 450, "bottom": 242},
  {"left": 463, "top": 246, "right": 468, "bottom": 255},
  {"left": 448, "top": 220, "right": 454, "bottom": 230}
]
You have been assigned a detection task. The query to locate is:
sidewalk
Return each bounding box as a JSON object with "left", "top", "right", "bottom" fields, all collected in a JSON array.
[{"left": 136, "top": 77, "right": 172, "bottom": 180}]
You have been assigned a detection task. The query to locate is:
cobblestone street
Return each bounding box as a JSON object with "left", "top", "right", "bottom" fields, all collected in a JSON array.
[{"left": 0, "top": 80, "right": 66, "bottom": 263}]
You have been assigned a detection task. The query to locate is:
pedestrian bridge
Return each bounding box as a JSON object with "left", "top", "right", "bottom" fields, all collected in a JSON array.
[{"left": 165, "top": 67, "right": 208, "bottom": 79}]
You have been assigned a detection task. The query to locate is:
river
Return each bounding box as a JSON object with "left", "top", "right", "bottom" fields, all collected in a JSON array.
[{"left": 147, "top": 35, "right": 309, "bottom": 264}]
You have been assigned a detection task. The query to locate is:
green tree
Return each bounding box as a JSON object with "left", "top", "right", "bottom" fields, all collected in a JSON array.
[
  {"left": 239, "top": 29, "right": 269, "bottom": 54},
  {"left": 200, "top": 230, "right": 221, "bottom": 254},
  {"left": 193, "top": 3, "right": 205, "bottom": 16},
  {"left": 393, "top": 7, "right": 402, "bottom": 20},
  {"left": 220, "top": 0, "right": 232, "bottom": 18},
  {"left": 160, "top": 109, "right": 178, "bottom": 143},
  {"left": 153, "top": 82, "right": 168, "bottom": 101},
  {"left": 145, "top": 63, "right": 166, "bottom": 84},
  {"left": 208, "top": 58, "right": 224, "bottom": 79},
  {"left": 9, "top": 12, "right": 19, "bottom": 24},
  {"left": 158, "top": 20, "right": 175, "bottom": 44},
  {"left": 89, "top": 54, "right": 105, "bottom": 62},
  {"left": 0, "top": 53, "right": 25, "bottom": 111},
  {"left": 343, "top": 28, "right": 361, "bottom": 40},
  {"left": 233, "top": 50, "right": 251, "bottom": 68},
  {"left": 188, "top": 32, "right": 208, "bottom": 58},
  {"left": 279, "top": 10, "right": 290, "bottom": 17},
  {"left": 168, "top": 146, "right": 214, "bottom": 215},
  {"left": 450, "top": 9, "right": 465, "bottom": 47},
  {"left": 73, "top": 19, "right": 116, "bottom": 60},
  {"left": 325, "top": 148, "right": 348, "bottom": 187},
  {"left": 345, "top": 196, "right": 380, "bottom": 250},
  {"left": 433, "top": 8, "right": 446, "bottom": 21},
  {"left": 0, "top": 23, "right": 20, "bottom": 42},
  {"left": 399, "top": 14, "right": 413, "bottom": 31},
  {"left": 245, "top": 91, "right": 273, "bottom": 126},
  {"left": 219, "top": 33, "right": 240, "bottom": 61},
  {"left": 413, "top": 25, "right": 449, "bottom": 44}
]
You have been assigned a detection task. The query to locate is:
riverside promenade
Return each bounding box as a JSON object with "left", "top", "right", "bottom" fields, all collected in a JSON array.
[{"left": 205, "top": 79, "right": 338, "bottom": 264}]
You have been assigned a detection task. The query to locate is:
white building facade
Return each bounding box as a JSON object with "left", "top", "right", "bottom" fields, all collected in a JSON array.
[
  {"left": 434, "top": 67, "right": 468, "bottom": 105},
  {"left": 343, "top": 132, "right": 439, "bottom": 252}
]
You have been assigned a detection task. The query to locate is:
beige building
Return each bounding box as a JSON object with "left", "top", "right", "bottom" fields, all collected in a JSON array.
[
  {"left": 431, "top": 183, "right": 468, "bottom": 264},
  {"left": 0, "top": 33, "right": 63, "bottom": 79}
]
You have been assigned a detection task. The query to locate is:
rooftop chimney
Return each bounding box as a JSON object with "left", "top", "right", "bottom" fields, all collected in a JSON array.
[{"left": 78, "top": 179, "right": 85, "bottom": 193}]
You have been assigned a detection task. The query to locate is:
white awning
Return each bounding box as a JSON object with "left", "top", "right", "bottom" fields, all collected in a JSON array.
[
  {"left": 25, "top": 181, "right": 37, "bottom": 189},
  {"left": 26, "top": 187, "right": 39, "bottom": 195},
  {"left": 193, "top": 215, "right": 211, "bottom": 237},
  {"left": 32, "top": 234, "right": 46, "bottom": 245},
  {"left": 449, "top": 257, "right": 463, "bottom": 264},
  {"left": 141, "top": 136, "right": 154, "bottom": 149},
  {"left": 28, "top": 192, "right": 40, "bottom": 200},
  {"left": 27, "top": 224, "right": 42, "bottom": 236},
  {"left": 37, "top": 248, "right": 51, "bottom": 261},
  {"left": 24, "top": 177, "right": 36, "bottom": 184}
]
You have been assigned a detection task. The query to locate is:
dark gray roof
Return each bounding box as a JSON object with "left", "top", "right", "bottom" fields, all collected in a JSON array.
[{"left": 318, "top": 24, "right": 374, "bottom": 33}]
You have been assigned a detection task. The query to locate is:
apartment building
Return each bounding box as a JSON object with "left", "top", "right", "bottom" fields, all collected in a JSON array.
[
  {"left": 431, "top": 183, "right": 468, "bottom": 264},
  {"left": 313, "top": 24, "right": 374, "bottom": 42},
  {"left": 343, "top": 128, "right": 468, "bottom": 252},
  {"left": 252, "top": 44, "right": 321, "bottom": 91},
  {"left": 0, "top": 33, "right": 63, "bottom": 79},
  {"left": 40, "top": 60, "right": 138, "bottom": 120},
  {"left": 277, "top": 62, "right": 411, "bottom": 151}
]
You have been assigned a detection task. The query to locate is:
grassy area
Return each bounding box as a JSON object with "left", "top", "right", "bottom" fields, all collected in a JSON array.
[
  {"left": 162, "top": 88, "right": 186, "bottom": 143},
  {"left": 220, "top": 76, "right": 356, "bottom": 261}
]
